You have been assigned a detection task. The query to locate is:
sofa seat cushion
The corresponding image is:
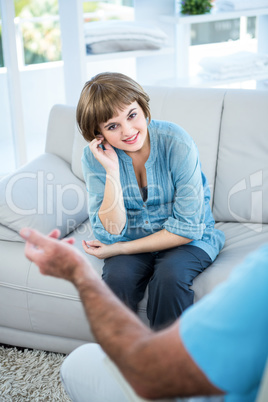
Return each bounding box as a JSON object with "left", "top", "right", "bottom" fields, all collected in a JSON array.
[{"left": 192, "top": 222, "right": 268, "bottom": 302}]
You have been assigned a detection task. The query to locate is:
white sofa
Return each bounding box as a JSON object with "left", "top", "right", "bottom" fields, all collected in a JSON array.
[{"left": 0, "top": 86, "right": 267, "bottom": 354}]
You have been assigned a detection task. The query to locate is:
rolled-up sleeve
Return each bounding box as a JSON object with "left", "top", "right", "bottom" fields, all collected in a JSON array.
[
  {"left": 163, "top": 141, "right": 206, "bottom": 240},
  {"left": 82, "top": 150, "right": 128, "bottom": 244}
]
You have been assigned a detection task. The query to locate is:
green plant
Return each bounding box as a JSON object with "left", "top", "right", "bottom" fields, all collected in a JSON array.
[{"left": 180, "top": 0, "right": 213, "bottom": 15}]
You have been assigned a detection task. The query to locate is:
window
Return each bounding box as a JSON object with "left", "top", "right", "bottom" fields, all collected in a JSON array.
[
  {"left": 0, "top": 8, "right": 16, "bottom": 175},
  {"left": 12, "top": 0, "right": 135, "bottom": 68},
  {"left": 14, "top": 0, "right": 61, "bottom": 66},
  {"left": 83, "top": 0, "right": 134, "bottom": 22},
  {"left": 0, "top": 0, "right": 135, "bottom": 175},
  {"left": 0, "top": 11, "right": 4, "bottom": 68},
  {"left": 0, "top": 1, "right": 65, "bottom": 175},
  {"left": 191, "top": 17, "right": 256, "bottom": 45}
]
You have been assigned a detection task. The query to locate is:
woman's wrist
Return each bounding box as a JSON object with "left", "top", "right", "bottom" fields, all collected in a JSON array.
[
  {"left": 106, "top": 167, "right": 120, "bottom": 179},
  {"left": 118, "top": 241, "right": 129, "bottom": 255}
]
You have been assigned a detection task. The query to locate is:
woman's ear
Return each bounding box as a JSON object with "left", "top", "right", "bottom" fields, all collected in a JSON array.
[{"left": 94, "top": 128, "right": 102, "bottom": 137}]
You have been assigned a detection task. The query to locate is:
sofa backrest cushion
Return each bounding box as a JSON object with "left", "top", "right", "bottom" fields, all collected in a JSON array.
[
  {"left": 71, "top": 86, "right": 225, "bottom": 201},
  {"left": 213, "top": 90, "right": 268, "bottom": 224},
  {"left": 72, "top": 125, "right": 88, "bottom": 181},
  {"left": 145, "top": 86, "right": 225, "bottom": 200},
  {"left": 45, "top": 104, "right": 76, "bottom": 165}
]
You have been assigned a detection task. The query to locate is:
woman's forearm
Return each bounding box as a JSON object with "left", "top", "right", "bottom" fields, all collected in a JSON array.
[
  {"left": 121, "top": 229, "right": 191, "bottom": 255},
  {"left": 98, "top": 170, "right": 126, "bottom": 235}
]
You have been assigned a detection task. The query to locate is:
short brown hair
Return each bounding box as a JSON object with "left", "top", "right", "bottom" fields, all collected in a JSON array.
[{"left": 76, "top": 72, "right": 151, "bottom": 142}]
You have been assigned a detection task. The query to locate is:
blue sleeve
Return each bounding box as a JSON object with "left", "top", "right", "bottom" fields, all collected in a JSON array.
[
  {"left": 180, "top": 245, "right": 268, "bottom": 399},
  {"left": 81, "top": 147, "right": 128, "bottom": 244},
  {"left": 163, "top": 136, "right": 206, "bottom": 240}
]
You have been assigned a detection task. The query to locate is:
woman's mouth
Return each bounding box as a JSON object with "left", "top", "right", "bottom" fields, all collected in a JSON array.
[{"left": 123, "top": 133, "right": 139, "bottom": 144}]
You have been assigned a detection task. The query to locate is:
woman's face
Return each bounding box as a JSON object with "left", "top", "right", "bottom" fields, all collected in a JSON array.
[{"left": 98, "top": 101, "right": 149, "bottom": 154}]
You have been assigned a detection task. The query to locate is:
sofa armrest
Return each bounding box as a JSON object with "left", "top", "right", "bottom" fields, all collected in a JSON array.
[
  {"left": 0, "top": 224, "right": 22, "bottom": 242},
  {"left": 0, "top": 153, "right": 88, "bottom": 241}
]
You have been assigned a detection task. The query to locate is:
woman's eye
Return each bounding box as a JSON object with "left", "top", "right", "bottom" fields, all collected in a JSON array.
[
  {"left": 108, "top": 124, "right": 117, "bottom": 131},
  {"left": 129, "top": 113, "right": 137, "bottom": 119}
]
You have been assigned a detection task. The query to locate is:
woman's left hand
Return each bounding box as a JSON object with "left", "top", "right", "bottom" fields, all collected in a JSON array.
[{"left": 82, "top": 240, "right": 122, "bottom": 259}]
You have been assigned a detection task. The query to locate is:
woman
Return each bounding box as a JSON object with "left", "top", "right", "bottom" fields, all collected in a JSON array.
[{"left": 78, "top": 72, "right": 225, "bottom": 330}]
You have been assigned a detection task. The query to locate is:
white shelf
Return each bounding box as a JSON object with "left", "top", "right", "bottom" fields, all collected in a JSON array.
[
  {"left": 58, "top": 0, "right": 177, "bottom": 104},
  {"left": 160, "top": 72, "right": 268, "bottom": 88},
  {"left": 160, "top": 7, "right": 268, "bottom": 86},
  {"left": 161, "top": 7, "right": 268, "bottom": 24},
  {"left": 85, "top": 47, "right": 173, "bottom": 62}
]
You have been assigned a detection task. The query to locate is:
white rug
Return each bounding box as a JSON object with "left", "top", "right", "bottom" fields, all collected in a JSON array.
[{"left": 0, "top": 346, "right": 71, "bottom": 401}]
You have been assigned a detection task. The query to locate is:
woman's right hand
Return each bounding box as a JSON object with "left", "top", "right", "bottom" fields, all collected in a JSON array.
[{"left": 89, "top": 136, "right": 119, "bottom": 173}]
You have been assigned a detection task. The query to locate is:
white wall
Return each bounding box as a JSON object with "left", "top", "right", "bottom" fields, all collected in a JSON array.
[
  {"left": 0, "top": 62, "right": 65, "bottom": 175},
  {"left": 0, "top": 70, "right": 14, "bottom": 174}
]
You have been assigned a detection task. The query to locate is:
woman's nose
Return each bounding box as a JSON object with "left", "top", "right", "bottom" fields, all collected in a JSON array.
[{"left": 121, "top": 121, "right": 134, "bottom": 135}]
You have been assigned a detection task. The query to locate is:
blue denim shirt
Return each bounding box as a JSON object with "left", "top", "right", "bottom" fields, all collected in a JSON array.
[{"left": 81, "top": 120, "right": 225, "bottom": 261}]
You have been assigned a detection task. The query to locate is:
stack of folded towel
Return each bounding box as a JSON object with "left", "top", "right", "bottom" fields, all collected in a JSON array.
[
  {"left": 215, "top": 0, "right": 268, "bottom": 11},
  {"left": 84, "top": 20, "right": 168, "bottom": 55},
  {"left": 199, "top": 51, "right": 268, "bottom": 80}
]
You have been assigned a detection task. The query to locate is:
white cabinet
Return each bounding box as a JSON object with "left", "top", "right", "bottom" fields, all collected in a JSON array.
[{"left": 160, "top": 7, "right": 268, "bottom": 86}]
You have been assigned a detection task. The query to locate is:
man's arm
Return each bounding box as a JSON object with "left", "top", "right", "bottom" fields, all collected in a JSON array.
[{"left": 20, "top": 228, "right": 223, "bottom": 399}]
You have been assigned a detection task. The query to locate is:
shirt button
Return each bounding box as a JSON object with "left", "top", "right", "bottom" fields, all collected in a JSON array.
[
  {"left": 143, "top": 204, "right": 146, "bottom": 208},
  {"left": 145, "top": 220, "right": 149, "bottom": 224}
]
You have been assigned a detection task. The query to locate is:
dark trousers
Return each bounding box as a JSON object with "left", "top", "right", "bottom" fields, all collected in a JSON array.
[{"left": 102, "top": 245, "right": 212, "bottom": 330}]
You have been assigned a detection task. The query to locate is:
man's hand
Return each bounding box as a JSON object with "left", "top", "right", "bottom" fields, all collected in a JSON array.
[
  {"left": 20, "top": 228, "right": 90, "bottom": 284},
  {"left": 82, "top": 239, "right": 122, "bottom": 259}
]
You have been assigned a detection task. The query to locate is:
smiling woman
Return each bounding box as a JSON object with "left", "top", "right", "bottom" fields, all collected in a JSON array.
[{"left": 76, "top": 71, "right": 225, "bottom": 332}]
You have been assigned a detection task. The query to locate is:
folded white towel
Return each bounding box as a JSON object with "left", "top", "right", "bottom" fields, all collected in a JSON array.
[
  {"left": 215, "top": 0, "right": 268, "bottom": 11},
  {"left": 84, "top": 20, "right": 168, "bottom": 42},
  {"left": 84, "top": 20, "right": 168, "bottom": 54},
  {"left": 199, "top": 51, "right": 268, "bottom": 80},
  {"left": 200, "top": 68, "right": 268, "bottom": 81}
]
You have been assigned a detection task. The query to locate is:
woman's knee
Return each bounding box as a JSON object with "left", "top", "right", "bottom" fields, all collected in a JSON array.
[
  {"left": 103, "top": 254, "right": 153, "bottom": 291},
  {"left": 154, "top": 246, "right": 210, "bottom": 288},
  {"left": 151, "top": 262, "right": 188, "bottom": 290}
]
